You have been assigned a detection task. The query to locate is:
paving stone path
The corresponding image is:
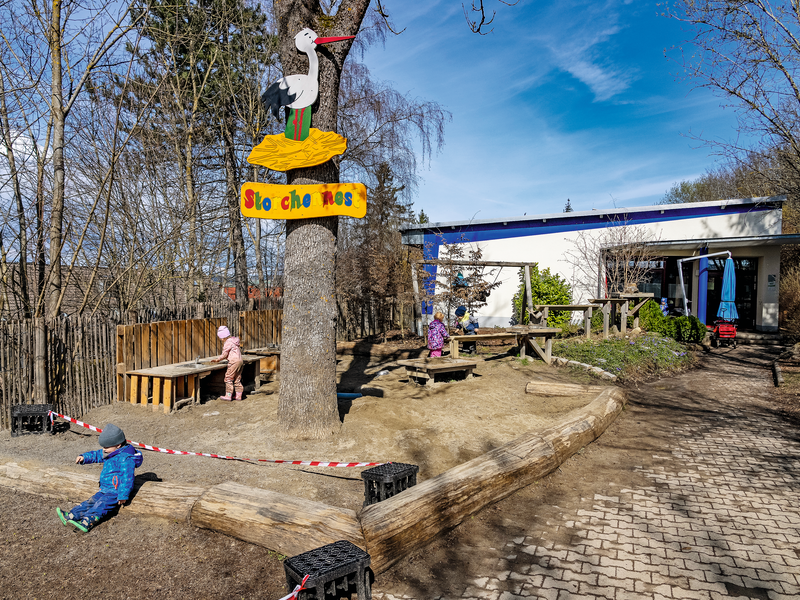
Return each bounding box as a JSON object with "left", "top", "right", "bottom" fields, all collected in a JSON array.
[{"left": 374, "top": 346, "right": 800, "bottom": 600}]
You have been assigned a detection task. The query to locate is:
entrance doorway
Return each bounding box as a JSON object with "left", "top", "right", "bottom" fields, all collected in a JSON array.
[{"left": 704, "top": 257, "right": 757, "bottom": 329}]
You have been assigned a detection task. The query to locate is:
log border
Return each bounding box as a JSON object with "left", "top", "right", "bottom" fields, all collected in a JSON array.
[{"left": 0, "top": 386, "right": 625, "bottom": 573}]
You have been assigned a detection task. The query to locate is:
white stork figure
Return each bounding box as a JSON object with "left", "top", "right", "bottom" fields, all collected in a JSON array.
[{"left": 263, "top": 28, "right": 354, "bottom": 140}]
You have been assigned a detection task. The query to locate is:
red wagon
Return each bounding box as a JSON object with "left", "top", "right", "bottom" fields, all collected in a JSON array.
[{"left": 710, "top": 319, "right": 737, "bottom": 348}]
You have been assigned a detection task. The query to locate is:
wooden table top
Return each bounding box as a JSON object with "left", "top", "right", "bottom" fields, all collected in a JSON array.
[
  {"left": 506, "top": 327, "right": 562, "bottom": 335},
  {"left": 126, "top": 354, "right": 261, "bottom": 377},
  {"left": 397, "top": 357, "right": 478, "bottom": 371},
  {"left": 534, "top": 304, "right": 595, "bottom": 310}
]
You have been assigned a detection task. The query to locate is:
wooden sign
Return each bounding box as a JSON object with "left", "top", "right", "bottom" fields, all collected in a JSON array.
[{"left": 241, "top": 182, "right": 367, "bottom": 220}]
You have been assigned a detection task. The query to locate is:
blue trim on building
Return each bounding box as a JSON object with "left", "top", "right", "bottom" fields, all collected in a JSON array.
[{"left": 410, "top": 203, "right": 775, "bottom": 247}]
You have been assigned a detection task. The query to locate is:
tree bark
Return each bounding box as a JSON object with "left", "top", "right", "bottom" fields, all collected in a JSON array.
[{"left": 274, "top": 0, "right": 369, "bottom": 438}]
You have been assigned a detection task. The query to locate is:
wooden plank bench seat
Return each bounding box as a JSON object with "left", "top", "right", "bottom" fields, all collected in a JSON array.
[{"left": 396, "top": 358, "right": 478, "bottom": 386}]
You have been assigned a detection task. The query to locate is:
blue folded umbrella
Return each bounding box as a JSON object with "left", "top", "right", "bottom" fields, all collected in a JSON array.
[{"left": 717, "top": 257, "right": 738, "bottom": 321}]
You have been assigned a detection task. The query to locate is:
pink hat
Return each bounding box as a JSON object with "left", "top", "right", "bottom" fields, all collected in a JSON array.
[{"left": 217, "top": 325, "right": 230, "bottom": 339}]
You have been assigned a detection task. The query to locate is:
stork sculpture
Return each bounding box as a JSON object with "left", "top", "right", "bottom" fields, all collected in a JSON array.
[{"left": 262, "top": 28, "right": 354, "bottom": 142}]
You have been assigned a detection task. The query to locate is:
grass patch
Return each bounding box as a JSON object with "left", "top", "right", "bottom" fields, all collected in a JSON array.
[{"left": 552, "top": 332, "right": 694, "bottom": 382}]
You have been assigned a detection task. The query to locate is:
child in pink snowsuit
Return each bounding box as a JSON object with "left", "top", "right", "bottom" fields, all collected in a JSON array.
[
  {"left": 427, "top": 311, "right": 449, "bottom": 358},
  {"left": 211, "top": 326, "right": 244, "bottom": 401}
]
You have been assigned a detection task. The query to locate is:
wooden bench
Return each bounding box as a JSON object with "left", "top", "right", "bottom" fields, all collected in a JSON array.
[
  {"left": 449, "top": 328, "right": 561, "bottom": 364},
  {"left": 125, "top": 355, "right": 261, "bottom": 413},
  {"left": 397, "top": 358, "right": 478, "bottom": 386},
  {"left": 533, "top": 304, "right": 594, "bottom": 338}
]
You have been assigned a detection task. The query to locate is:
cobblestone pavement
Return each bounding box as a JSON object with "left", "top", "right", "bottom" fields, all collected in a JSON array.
[{"left": 374, "top": 346, "right": 800, "bottom": 600}]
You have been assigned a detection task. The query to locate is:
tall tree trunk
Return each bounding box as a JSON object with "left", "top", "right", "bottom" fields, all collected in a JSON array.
[
  {"left": 222, "top": 103, "right": 249, "bottom": 306},
  {"left": 48, "top": 0, "right": 64, "bottom": 322},
  {"left": 0, "top": 73, "right": 31, "bottom": 318},
  {"left": 274, "top": 0, "right": 369, "bottom": 438}
]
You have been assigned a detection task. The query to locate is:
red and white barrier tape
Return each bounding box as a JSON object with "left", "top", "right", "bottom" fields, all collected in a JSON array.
[
  {"left": 279, "top": 574, "right": 310, "bottom": 600},
  {"left": 49, "top": 411, "right": 385, "bottom": 468}
]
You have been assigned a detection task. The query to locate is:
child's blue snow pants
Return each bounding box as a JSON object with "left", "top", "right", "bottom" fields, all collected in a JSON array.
[{"left": 69, "top": 491, "right": 119, "bottom": 524}]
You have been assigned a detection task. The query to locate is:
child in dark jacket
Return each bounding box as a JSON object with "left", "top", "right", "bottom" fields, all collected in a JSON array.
[{"left": 56, "top": 423, "right": 143, "bottom": 533}]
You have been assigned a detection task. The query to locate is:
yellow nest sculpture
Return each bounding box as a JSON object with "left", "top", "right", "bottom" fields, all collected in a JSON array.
[{"left": 246, "top": 129, "right": 347, "bottom": 172}]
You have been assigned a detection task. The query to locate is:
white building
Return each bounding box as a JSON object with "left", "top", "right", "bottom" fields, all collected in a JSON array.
[{"left": 401, "top": 197, "right": 800, "bottom": 332}]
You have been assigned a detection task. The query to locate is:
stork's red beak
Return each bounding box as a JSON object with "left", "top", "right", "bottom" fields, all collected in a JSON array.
[{"left": 314, "top": 35, "right": 355, "bottom": 45}]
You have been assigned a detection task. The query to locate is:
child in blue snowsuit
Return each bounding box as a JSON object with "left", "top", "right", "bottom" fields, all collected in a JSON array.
[{"left": 56, "top": 423, "right": 143, "bottom": 533}]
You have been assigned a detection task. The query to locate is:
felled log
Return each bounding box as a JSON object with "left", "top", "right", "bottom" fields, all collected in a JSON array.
[
  {"left": 360, "top": 387, "right": 625, "bottom": 573},
  {"left": 191, "top": 481, "right": 364, "bottom": 557},
  {"left": 525, "top": 381, "right": 603, "bottom": 396},
  {"left": 0, "top": 460, "right": 204, "bottom": 522}
]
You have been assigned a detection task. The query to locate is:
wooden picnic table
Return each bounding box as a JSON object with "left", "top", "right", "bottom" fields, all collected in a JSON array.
[
  {"left": 589, "top": 293, "right": 654, "bottom": 338},
  {"left": 397, "top": 357, "right": 478, "bottom": 386},
  {"left": 125, "top": 354, "right": 261, "bottom": 413},
  {"left": 533, "top": 304, "right": 594, "bottom": 338},
  {"left": 449, "top": 327, "right": 561, "bottom": 365}
]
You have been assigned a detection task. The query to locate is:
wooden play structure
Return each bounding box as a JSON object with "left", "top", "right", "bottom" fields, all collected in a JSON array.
[
  {"left": 448, "top": 326, "right": 561, "bottom": 364},
  {"left": 116, "top": 315, "right": 275, "bottom": 413},
  {"left": 532, "top": 304, "right": 594, "bottom": 338},
  {"left": 588, "top": 293, "right": 653, "bottom": 337}
]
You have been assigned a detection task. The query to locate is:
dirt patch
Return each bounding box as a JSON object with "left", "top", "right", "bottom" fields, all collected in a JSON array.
[
  {"left": 1, "top": 348, "right": 606, "bottom": 512},
  {"left": 0, "top": 486, "right": 286, "bottom": 600},
  {"left": 0, "top": 342, "right": 619, "bottom": 599}
]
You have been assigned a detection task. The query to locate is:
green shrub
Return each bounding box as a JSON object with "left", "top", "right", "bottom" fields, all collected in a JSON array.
[
  {"left": 511, "top": 266, "right": 572, "bottom": 327},
  {"left": 639, "top": 299, "right": 706, "bottom": 343}
]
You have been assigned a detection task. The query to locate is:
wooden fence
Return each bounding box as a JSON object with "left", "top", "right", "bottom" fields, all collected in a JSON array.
[
  {"left": 0, "top": 317, "right": 116, "bottom": 431},
  {"left": 0, "top": 307, "right": 285, "bottom": 431},
  {"left": 238, "top": 309, "right": 282, "bottom": 350},
  {"left": 116, "top": 318, "right": 227, "bottom": 404}
]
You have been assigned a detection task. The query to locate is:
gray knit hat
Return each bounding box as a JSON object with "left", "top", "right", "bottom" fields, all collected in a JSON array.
[{"left": 98, "top": 423, "right": 126, "bottom": 448}]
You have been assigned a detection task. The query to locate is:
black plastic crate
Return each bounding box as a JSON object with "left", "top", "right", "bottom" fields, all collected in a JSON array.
[
  {"left": 360, "top": 462, "right": 418, "bottom": 507},
  {"left": 283, "top": 540, "right": 372, "bottom": 600},
  {"left": 10, "top": 404, "right": 53, "bottom": 437}
]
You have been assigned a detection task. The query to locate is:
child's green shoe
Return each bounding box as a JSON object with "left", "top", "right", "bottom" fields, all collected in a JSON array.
[
  {"left": 56, "top": 507, "right": 69, "bottom": 526},
  {"left": 67, "top": 518, "right": 90, "bottom": 533}
]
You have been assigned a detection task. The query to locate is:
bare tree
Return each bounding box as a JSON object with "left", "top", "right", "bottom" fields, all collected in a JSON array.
[
  {"left": 668, "top": 1, "right": 800, "bottom": 201},
  {"left": 564, "top": 217, "right": 660, "bottom": 302},
  {"left": 417, "top": 235, "right": 502, "bottom": 327}
]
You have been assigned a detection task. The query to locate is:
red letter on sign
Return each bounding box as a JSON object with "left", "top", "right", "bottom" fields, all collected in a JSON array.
[
  {"left": 323, "top": 191, "right": 334, "bottom": 206},
  {"left": 244, "top": 188, "right": 255, "bottom": 209},
  {"left": 281, "top": 196, "right": 290, "bottom": 210}
]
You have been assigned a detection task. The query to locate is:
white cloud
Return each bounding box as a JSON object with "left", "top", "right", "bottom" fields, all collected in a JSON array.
[{"left": 536, "top": 1, "right": 638, "bottom": 101}]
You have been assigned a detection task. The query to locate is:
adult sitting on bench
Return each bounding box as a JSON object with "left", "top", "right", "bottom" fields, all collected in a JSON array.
[{"left": 454, "top": 305, "right": 479, "bottom": 354}]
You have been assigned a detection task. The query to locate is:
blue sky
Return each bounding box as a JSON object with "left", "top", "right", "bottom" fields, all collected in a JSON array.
[{"left": 362, "top": 0, "right": 745, "bottom": 222}]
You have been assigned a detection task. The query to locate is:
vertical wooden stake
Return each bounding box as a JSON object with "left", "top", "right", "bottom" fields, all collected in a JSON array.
[
  {"left": 410, "top": 262, "right": 423, "bottom": 337},
  {"left": 584, "top": 307, "right": 592, "bottom": 339},
  {"left": 523, "top": 264, "right": 534, "bottom": 324},
  {"left": 152, "top": 378, "right": 162, "bottom": 412},
  {"left": 140, "top": 376, "right": 149, "bottom": 405},
  {"left": 620, "top": 300, "right": 629, "bottom": 335},
  {"left": 130, "top": 376, "right": 139, "bottom": 405},
  {"left": 163, "top": 378, "right": 174, "bottom": 414}
]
